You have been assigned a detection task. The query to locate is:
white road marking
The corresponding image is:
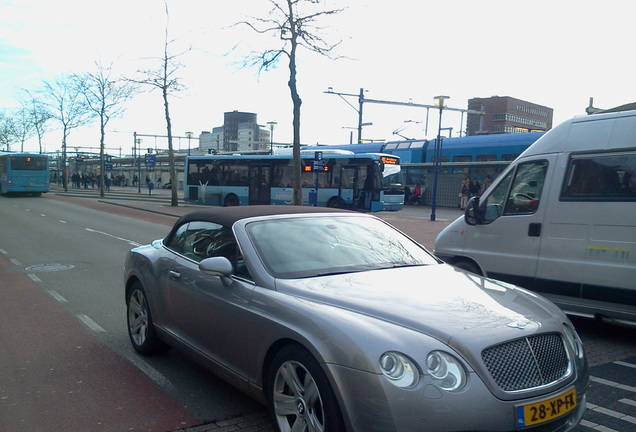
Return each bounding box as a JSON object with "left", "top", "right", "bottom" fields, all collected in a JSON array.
[
  {"left": 76, "top": 314, "right": 106, "bottom": 333},
  {"left": 614, "top": 360, "right": 636, "bottom": 370},
  {"left": 10, "top": 258, "right": 20, "bottom": 265},
  {"left": 579, "top": 419, "right": 620, "bottom": 432},
  {"left": 84, "top": 228, "right": 141, "bottom": 246},
  {"left": 28, "top": 274, "right": 42, "bottom": 282},
  {"left": 119, "top": 350, "right": 175, "bottom": 392},
  {"left": 591, "top": 376, "right": 636, "bottom": 393},
  {"left": 47, "top": 290, "right": 68, "bottom": 303}
]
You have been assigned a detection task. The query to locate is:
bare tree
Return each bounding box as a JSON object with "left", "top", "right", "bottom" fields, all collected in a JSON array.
[
  {"left": 0, "top": 111, "right": 17, "bottom": 151},
  {"left": 238, "top": 0, "right": 343, "bottom": 205},
  {"left": 76, "top": 62, "right": 137, "bottom": 197},
  {"left": 41, "top": 75, "right": 95, "bottom": 191},
  {"left": 127, "top": 0, "right": 187, "bottom": 207},
  {"left": 11, "top": 108, "right": 36, "bottom": 153},
  {"left": 20, "top": 90, "right": 52, "bottom": 154}
]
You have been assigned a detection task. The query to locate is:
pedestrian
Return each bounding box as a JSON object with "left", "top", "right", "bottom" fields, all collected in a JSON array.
[
  {"left": 483, "top": 175, "right": 492, "bottom": 192},
  {"left": 469, "top": 178, "right": 481, "bottom": 198},
  {"left": 459, "top": 176, "right": 470, "bottom": 210}
]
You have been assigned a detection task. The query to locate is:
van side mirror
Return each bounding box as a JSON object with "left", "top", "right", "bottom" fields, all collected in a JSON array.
[{"left": 464, "top": 197, "right": 481, "bottom": 225}]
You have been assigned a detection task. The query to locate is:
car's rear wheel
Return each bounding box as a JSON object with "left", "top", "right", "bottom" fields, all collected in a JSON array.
[
  {"left": 268, "top": 345, "right": 344, "bottom": 432},
  {"left": 126, "top": 281, "right": 169, "bottom": 355}
]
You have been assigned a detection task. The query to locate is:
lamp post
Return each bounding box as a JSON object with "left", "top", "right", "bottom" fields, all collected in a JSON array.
[
  {"left": 266, "top": 121, "right": 277, "bottom": 154},
  {"left": 430, "top": 95, "right": 450, "bottom": 222},
  {"left": 185, "top": 131, "right": 193, "bottom": 156},
  {"left": 134, "top": 133, "right": 142, "bottom": 193}
]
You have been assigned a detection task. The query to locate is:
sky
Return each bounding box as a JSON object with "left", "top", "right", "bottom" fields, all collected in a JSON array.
[{"left": 1, "top": 0, "right": 633, "bottom": 155}]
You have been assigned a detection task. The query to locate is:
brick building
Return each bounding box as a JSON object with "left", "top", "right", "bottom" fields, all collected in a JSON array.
[{"left": 466, "top": 96, "right": 553, "bottom": 136}]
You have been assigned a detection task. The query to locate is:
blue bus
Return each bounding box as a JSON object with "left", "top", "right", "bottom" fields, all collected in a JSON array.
[
  {"left": 184, "top": 152, "right": 404, "bottom": 211},
  {"left": 0, "top": 153, "right": 49, "bottom": 195}
]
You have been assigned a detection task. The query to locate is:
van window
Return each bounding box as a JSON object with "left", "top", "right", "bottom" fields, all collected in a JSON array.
[
  {"left": 482, "top": 160, "right": 548, "bottom": 223},
  {"left": 482, "top": 169, "right": 514, "bottom": 223},
  {"left": 562, "top": 151, "right": 636, "bottom": 201},
  {"left": 503, "top": 161, "right": 548, "bottom": 215}
]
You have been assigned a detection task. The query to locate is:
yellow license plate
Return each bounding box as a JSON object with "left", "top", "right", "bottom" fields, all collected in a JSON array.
[{"left": 516, "top": 387, "right": 577, "bottom": 428}]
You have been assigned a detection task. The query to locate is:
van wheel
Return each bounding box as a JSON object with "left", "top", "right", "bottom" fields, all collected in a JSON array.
[{"left": 452, "top": 259, "right": 482, "bottom": 275}]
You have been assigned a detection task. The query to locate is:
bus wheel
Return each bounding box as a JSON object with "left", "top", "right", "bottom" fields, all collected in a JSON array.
[
  {"left": 327, "top": 197, "right": 346, "bottom": 208},
  {"left": 224, "top": 194, "right": 240, "bottom": 206}
]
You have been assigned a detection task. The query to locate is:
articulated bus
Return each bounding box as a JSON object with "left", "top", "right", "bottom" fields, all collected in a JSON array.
[
  {"left": 184, "top": 152, "right": 404, "bottom": 211},
  {"left": 0, "top": 153, "right": 49, "bottom": 195}
]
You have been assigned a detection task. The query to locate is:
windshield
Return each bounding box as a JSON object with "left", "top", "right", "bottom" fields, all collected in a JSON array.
[
  {"left": 382, "top": 164, "right": 404, "bottom": 189},
  {"left": 246, "top": 215, "right": 438, "bottom": 278}
]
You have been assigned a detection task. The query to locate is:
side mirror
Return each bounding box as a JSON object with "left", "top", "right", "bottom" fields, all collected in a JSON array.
[
  {"left": 464, "top": 196, "right": 480, "bottom": 226},
  {"left": 199, "top": 256, "right": 234, "bottom": 287}
]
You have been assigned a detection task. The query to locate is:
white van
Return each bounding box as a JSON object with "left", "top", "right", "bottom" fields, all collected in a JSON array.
[{"left": 435, "top": 108, "right": 636, "bottom": 323}]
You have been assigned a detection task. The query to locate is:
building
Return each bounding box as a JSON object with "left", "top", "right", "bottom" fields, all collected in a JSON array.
[
  {"left": 198, "top": 111, "right": 272, "bottom": 154},
  {"left": 466, "top": 96, "right": 553, "bottom": 136}
]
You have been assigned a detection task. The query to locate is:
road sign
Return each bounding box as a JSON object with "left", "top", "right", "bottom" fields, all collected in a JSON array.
[{"left": 144, "top": 154, "right": 156, "bottom": 168}]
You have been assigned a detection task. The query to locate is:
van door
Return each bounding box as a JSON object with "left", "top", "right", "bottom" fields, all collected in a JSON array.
[{"left": 465, "top": 157, "right": 553, "bottom": 289}]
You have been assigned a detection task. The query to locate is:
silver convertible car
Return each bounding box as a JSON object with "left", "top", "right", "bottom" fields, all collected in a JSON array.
[{"left": 124, "top": 206, "right": 589, "bottom": 432}]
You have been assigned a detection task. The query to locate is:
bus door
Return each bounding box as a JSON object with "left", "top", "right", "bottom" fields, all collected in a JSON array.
[
  {"left": 338, "top": 165, "right": 359, "bottom": 207},
  {"left": 249, "top": 164, "right": 271, "bottom": 205}
]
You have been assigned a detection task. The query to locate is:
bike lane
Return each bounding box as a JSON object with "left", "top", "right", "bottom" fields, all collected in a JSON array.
[{"left": 0, "top": 254, "right": 200, "bottom": 432}]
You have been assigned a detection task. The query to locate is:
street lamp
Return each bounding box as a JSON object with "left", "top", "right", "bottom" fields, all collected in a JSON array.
[
  {"left": 134, "top": 133, "right": 142, "bottom": 193},
  {"left": 185, "top": 131, "right": 193, "bottom": 156},
  {"left": 266, "top": 121, "right": 277, "bottom": 154},
  {"left": 430, "top": 95, "right": 450, "bottom": 222}
]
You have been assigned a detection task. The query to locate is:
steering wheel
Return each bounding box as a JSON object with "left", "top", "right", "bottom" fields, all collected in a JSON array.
[
  {"left": 512, "top": 193, "right": 538, "bottom": 210},
  {"left": 514, "top": 193, "right": 534, "bottom": 201}
]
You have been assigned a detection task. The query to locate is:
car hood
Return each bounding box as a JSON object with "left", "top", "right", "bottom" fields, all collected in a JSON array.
[{"left": 275, "top": 264, "right": 563, "bottom": 348}]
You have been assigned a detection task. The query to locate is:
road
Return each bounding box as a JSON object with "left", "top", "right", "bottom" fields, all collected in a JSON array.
[{"left": 1, "top": 187, "right": 635, "bottom": 432}]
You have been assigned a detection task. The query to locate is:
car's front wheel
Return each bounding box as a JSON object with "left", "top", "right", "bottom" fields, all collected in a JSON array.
[
  {"left": 126, "top": 281, "right": 169, "bottom": 355},
  {"left": 268, "top": 345, "right": 345, "bottom": 432}
]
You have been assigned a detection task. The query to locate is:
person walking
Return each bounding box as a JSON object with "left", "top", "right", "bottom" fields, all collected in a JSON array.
[
  {"left": 459, "top": 177, "right": 470, "bottom": 210},
  {"left": 469, "top": 178, "right": 481, "bottom": 199}
]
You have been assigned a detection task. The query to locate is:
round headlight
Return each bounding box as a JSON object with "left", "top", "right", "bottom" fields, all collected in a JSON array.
[
  {"left": 379, "top": 352, "right": 419, "bottom": 388},
  {"left": 426, "top": 351, "right": 466, "bottom": 392}
]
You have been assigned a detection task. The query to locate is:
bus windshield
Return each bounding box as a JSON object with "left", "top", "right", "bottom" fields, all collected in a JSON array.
[{"left": 185, "top": 153, "right": 404, "bottom": 212}]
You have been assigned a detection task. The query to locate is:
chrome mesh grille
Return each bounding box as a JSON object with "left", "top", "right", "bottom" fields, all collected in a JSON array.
[{"left": 481, "top": 333, "right": 570, "bottom": 392}]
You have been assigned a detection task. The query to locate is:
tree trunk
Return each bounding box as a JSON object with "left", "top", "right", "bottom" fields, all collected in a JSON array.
[
  {"left": 288, "top": 23, "right": 302, "bottom": 206},
  {"left": 163, "top": 86, "right": 179, "bottom": 206}
]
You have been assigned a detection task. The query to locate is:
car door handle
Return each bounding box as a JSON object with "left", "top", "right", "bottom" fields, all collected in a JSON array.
[{"left": 169, "top": 270, "right": 181, "bottom": 279}]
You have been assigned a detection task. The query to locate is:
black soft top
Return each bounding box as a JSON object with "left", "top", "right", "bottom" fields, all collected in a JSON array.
[{"left": 169, "top": 205, "right": 352, "bottom": 233}]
